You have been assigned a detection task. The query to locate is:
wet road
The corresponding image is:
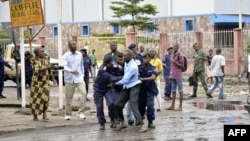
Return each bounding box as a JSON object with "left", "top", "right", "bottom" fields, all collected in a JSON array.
[
  {"left": 2, "top": 107, "right": 250, "bottom": 141},
  {"left": 1, "top": 81, "right": 250, "bottom": 141}
]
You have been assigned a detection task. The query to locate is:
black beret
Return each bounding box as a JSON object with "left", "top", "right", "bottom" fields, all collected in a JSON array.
[
  {"left": 117, "top": 52, "right": 123, "bottom": 58},
  {"left": 80, "top": 48, "right": 87, "bottom": 53},
  {"left": 167, "top": 47, "right": 173, "bottom": 51},
  {"left": 24, "top": 51, "right": 31, "bottom": 56},
  {"left": 103, "top": 55, "right": 113, "bottom": 64},
  {"left": 142, "top": 53, "right": 150, "bottom": 58},
  {"left": 128, "top": 43, "right": 136, "bottom": 49}
]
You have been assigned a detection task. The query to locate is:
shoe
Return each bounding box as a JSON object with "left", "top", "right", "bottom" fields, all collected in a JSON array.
[
  {"left": 148, "top": 121, "right": 155, "bottom": 129},
  {"left": 219, "top": 97, "right": 226, "bottom": 99},
  {"left": 33, "top": 115, "right": 38, "bottom": 121},
  {"left": 86, "top": 98, "right": 91, "bottom": 101},
  {"left": 128, "top": 120, "right": 134, "bottom": 125},
  {"left": 157, "top": 109, "right": 161, "bottom": 112},
  {"left": 77, "top": 113, "right": 86, "bottom": 119},
  {"left": 99, "top": 124, "right": 105, "bottom": 130},
  {"left": 206, "top": 93, "right": 213, "bottom": 98},
  {"left": 42, "top": 115, "right": 49, "bottom": 121},
  {"left": 164, "top": 96, "right": 172, "bottom": 100},
  {"left": 115, "top": 125, "right": 127, "bottom": 131},
  {"left": 0, "top": 95, "right": 7, "bottom": 98},
  {"left": 188, "top": 94, "right": 197, "bottom": 98},
  {"left": 110, "top": 121, "right": 117, "bottom": 128},
  {"left": 138, "top": 125, "right": 147, "bottom": 133},
  {"left": 65, "top": 115, "right": 71, "bottom": 120},
  {"left": 115, "top": 119, "right": 120, "bottom": 124}
]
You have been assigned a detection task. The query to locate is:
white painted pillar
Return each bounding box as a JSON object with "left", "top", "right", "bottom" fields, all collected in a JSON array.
[
  {"left": 57, "top": 0, "right": 63, "bottom": 109},
  {"left": 20, "top": 27, "right": 26, "bottom": 108}
]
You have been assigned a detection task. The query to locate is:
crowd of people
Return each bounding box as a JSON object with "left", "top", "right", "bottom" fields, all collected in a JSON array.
[{"left": 3, "top": 39, "right": 249, "bottom": 133}]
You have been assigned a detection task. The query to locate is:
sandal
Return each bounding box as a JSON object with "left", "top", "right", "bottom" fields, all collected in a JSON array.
[
  {"left": 42, "top": 114, "right": 49, "bottom": 120},
  {"left": 33, "top": 115, "right": 38, "bottom": 121}
]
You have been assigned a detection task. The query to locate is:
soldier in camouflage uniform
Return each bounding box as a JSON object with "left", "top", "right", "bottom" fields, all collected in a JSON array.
[{"left": 189, "top": 43, "right": 208, "bottom": 98}]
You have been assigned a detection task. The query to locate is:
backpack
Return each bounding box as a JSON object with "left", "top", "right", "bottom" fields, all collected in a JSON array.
[{"left": 178, "top": 54, "right": 187, "bottom": 72}]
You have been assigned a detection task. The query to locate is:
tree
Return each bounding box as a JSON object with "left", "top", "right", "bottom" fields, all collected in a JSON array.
[{"left": 109, "top": 0, "right": 158, "bottom": 32}]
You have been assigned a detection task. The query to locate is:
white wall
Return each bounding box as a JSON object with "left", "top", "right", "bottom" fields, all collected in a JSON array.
[
  {"left": 73, "top": 0, "right": 100, "bottom": 22},
  {"left": 214, "top": 0, "right": 250, "bottom": 14},
  {"left": 172, "top": 0, "right": 214, "bottom": 16},
  {"left": 0, "top": 2, "right": 10, "bottom": 22},
  {"left": 1, "top": 0, "right": 250, "bottom": 24},
  {"left": 44, "top": 0, "right": 57, "bottom": 24}
]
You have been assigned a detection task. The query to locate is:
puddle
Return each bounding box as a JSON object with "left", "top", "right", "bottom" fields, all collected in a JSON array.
[{"left": 192, "top": 101, "right": 245, "bottom": 111}]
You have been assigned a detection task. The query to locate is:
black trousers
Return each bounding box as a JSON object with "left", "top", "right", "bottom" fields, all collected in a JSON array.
[{"left": 114, "top": 84, "right": 143, "bottom": 125}]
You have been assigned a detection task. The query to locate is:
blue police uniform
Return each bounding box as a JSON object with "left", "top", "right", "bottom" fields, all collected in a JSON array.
[
  {"left": 0, "top": 55, "right": 12, "bottom": 97},
  {"left": 162, "top": 54, "right": 172, "bottom": 97},
  {"left": 83, "top": 57, "right": 92, "bottom": 93},
  {"left": 93, "top": 64, "right": 122, "bottom": 127},
  {"left": 25, "top": 59, "right": 33, "bottom": 87},
  {"left": 138, "top": 64, "right": 158, "bottom": 122}
]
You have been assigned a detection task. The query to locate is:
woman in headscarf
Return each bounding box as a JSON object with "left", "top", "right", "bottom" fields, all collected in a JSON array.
[{"left": 30, "top": 47, "right": 56, "bottom": 121}]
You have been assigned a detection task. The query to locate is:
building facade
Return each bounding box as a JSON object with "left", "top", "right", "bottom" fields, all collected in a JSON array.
[{"left": 1, "top": 0, "right": 250, "bottom": 37}]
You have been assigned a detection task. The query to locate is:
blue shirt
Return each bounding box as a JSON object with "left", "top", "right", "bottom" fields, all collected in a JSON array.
[
  {"left": 94, "top": 64, "right": 121, "bottom": 93},
  {"left": 162, "top": 54, "right": 171, "bottom": 75},
  {"left": 83, "top": 57, "right": 91, "bottom": 76},
  {"left": 0, "top": 56, "right": 12, "bottom": 76},
  {"left": 62, "top": 51, "right": 85, "bottom": 83},
  {"left": 139, "top": 64, "right": 158, "bottom": 96},
  {"left": 115, "top": 59, "right": 141, "bottom": 89}
]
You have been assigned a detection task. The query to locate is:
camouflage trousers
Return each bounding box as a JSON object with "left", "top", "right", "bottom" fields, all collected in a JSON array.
[{"left": 193, "top": 71, "right": 208, "bottom": 94}]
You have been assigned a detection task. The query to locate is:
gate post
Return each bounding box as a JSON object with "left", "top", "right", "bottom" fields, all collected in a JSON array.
[
  {"left": 126, "top": 32, "right": 136, "bottom": 48},
  {"left": 69, "top": 36, "right": 77, "bottom": 42},
  {"left": 159, "top": 33, "right": 167, "bottom": 59},
  {"left": 195, "top": 32, "right": 202, "bottom": 48},
  {"left": 233, "top": 28, "right": 242, "bottom": 75},
  {"left": 38, "top": 36, "right": 45, "bottom": 46}
]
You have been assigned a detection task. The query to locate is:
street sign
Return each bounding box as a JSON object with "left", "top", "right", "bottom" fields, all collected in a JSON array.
[{"left": 9, "top": 0, "right": 44, "bottom": 28}]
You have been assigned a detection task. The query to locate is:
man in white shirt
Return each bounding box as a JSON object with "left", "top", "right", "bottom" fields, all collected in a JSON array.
[
  {"left": 62, "top": 40, "right": 87, "bottom": 120},
  {"left": 206, "top": 48, "right": 225, "bottom": 99},
  {"left": 239, "top": 45, "right": 250, "bottom": 93}
]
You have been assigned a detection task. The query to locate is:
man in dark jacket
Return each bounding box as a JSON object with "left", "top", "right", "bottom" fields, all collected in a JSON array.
[
  {"left": 93, "top": 55, "right": 122, "bottom": 130},
  {"left": 80, "top": 48, "right": 93, "bottom": 101},
  {"left": 0, "top": 48, "right": 14, "bottom": 98},
  {"left": 138, "top": 54, "right": 158, "bottom": 128}
]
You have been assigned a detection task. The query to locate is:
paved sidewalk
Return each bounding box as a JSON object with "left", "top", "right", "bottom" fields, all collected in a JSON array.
[{"left": 0, "top": 80, "right": 250, "bottom": 135}]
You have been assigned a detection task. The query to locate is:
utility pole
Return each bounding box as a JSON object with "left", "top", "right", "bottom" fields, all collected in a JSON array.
[
  {"left": 239, "top": 0, "right": 242, "bottom": 29},
  {"left": 57, "top": 0, "right": 63, "bottom": 109}
]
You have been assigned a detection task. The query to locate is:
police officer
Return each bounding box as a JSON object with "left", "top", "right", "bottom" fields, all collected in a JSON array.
[
  {"left": 110, "top": 52, "right": 124, "bottom": 124},
  {"left": 0, "top": 48, "right": 14, "bottom": 98},
  {"left": 24, "top": 51, "right": 33, "bottom": 89},
  {"left": 80, "top": 48, "right": 93, "bottom": 101},
  {"left": 138, "top": 54, "right": 158, "bottom": 128},
  {"left": 93, "top": 55, "right": 122, "bottom": 130}
]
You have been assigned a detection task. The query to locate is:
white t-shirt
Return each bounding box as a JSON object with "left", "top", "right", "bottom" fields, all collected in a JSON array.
[{"left": 210, "top": 55, "right": 225, "bottom": 76}]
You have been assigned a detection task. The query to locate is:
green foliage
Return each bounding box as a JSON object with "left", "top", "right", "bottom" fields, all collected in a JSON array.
[
  {"left": 137, "top": 36, "right": 159, "bottom": 43},
  {"left": 0, "top": 29, "right": 10, "bottom": 39},
  {"left": 92, "top": 33, "right": 123, "bottom": 37},
  {"left": 109, "top": 0, "right": 158, "bottom": 32},
  {"left": 98, "top": 37, "right": 126, "bottom": 45}
]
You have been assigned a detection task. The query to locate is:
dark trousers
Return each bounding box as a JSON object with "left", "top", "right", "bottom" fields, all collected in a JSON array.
[
  {"left": 84, "top": 76, "right": 89, "bottom": 93},
  {"left": 164, "top": 74, "right": 171, "bottom": 97},
  {"left": 114, "top": 84, "right": 143, "bottom": 125},
  {"left": 94, "top": 89, "right": 115, "bottom": 125},
  {"left": 138, "top": 91, "right": 155, "bottom": 121},
  {"left": 0, "top": 76, "right": 4, "bottom": 92}
]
